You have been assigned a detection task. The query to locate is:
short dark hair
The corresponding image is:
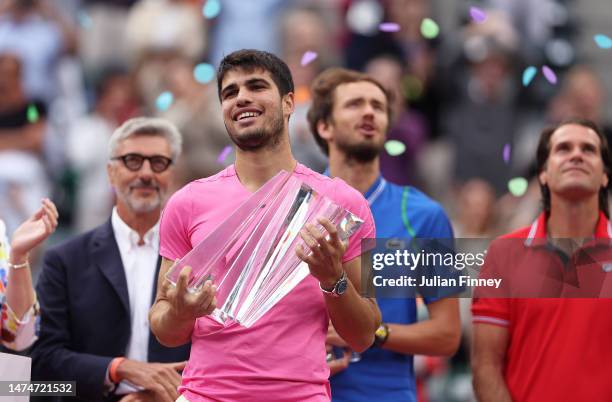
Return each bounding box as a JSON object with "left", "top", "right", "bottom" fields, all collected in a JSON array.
[
  {"left": 217, "top": 49, "right": 294, "bottom": 100},
  {"left": 306, "top": 67, "right": 394, "bottom": 155},
  {"left": 536, "top": 117, "right": 611, "bottom": 217}
]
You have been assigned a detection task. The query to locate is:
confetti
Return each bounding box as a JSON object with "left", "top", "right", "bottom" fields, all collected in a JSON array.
[
  {"left": 420, "top": 18, "right": 439, "bottom": 39},
  {"left": 522, "top": 66, "right": 537, "bottom": 87},
  {"left": 345, "top": 0, "right": 383, "bottom": 35},
  {"left": 155, "top": 92, "right": 174, "bottom": 112},
  {"left": 193, "top": 63, "right": 215, "bottom": 83},
  {"left": 384, "top": 140, "right": 406, "bottom": 156},
  {"left": 542, "top": 65, "right": 557, "bottom": 84},
  {"left": 203, "top": 0, "right": 221, "bottom": 19},
  {"left": 77, "top": 11, "right": 92, "bottom": 29},
  {"left": 508, "top": 177, "right": 528, "bottom": 197},
  {"left": 217, "top": 145, "right": 233, "bottom": 164},
  {"left": 300, "top": 51, "right": 318, "bottom": 67},
  {"left": 379, "top": 22, "right": 400, "bottom": 32},
  {"left": 594, "top": 34, "right": 612, "bottom": 49},
  {"left": 27, "top": 104, "right": 39, "bottom": 123},
  {"left": 401, "top": 75, "right": 424, "bottom": 101},
  {"left": 503, "top": 143, "right": 511, "bottom": 164},
  {"left": 469, "top": 6, "right": 487, "bottom": 23}
]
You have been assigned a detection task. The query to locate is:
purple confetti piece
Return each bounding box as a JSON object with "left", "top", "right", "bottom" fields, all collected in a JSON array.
[
  {"left": 217, "top": 145, "right": 232, "bottom": 164},
  {"left": 503, "top": 143, "right": 511, "bottom": 164},
  {"left": 300, "top": 51, "right": 318, "bottom": 67},
  {"left": 379, "top": 22, "right": 400, "bottom": 32},
  {"left": 542, "top": 65, "right": 557, "bottom": 85},
  {"left": 469, "top": 7, "right": 487, "bottom": 23}
]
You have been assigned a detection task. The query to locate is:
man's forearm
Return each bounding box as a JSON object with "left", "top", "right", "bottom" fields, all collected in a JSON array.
[
  {"left": 383, "top": 319, "right": 460, "bottom": 356},
  {"left": 473, "top": 365, "right": 513, "bottom": 402},
  {"left": 149, "top": 301, "right": 195, "bottom": 347},
  {"left": 326, "top": 281, "right": 380, "bottom": 352}
]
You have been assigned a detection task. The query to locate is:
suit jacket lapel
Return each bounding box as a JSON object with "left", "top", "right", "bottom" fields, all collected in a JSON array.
[
  {"left": 92, "top": 219, "right": 130, "bottom": 315},
  {"left": 151, "top": 255, "right": 162, "bottom": 306}
]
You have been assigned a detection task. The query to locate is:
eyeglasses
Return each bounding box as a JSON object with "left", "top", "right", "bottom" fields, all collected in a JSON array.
[{"left": 111, "top": 153, "right": 173, "bottom": 173}]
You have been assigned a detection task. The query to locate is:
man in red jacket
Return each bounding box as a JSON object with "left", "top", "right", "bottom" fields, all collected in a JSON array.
[{"left": 471, "top": 118, "right": 612, "bottom": 402}]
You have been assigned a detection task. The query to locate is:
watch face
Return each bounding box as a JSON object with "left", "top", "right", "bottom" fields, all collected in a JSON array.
[{"left": 337, "top": 278, "right": 348, "bottom": 295}]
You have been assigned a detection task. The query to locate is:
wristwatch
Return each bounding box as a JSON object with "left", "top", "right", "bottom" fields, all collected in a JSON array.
[
  {"left": 320, "top": 271, "right": 348, "bottom": 298},
  {"left": 374, "top": 323, "right": 390, "bottom": 347}
]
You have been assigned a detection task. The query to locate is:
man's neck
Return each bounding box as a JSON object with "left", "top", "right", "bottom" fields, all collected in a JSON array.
[
  {"left": 116, "top": 203, "right": 160, "bottom": 241},
  {"left": 328, "top": 151, "right": 380, "bottom": 195},
  {"left": 547, "top": 196, "right": 600, "bottom": 239},
  {"left": 234, "top": 135, "right": 296, "bottom": 192}
]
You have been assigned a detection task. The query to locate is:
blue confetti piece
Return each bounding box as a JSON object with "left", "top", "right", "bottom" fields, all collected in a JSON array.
[
  {"left": 78, "top": 11, "right": 92, "bottom": 29},
  {"left": 203, "top": 0, "right": 221, "bottom": 19},
  {"left": 594, "top": 34, "right": 612, "bottom": 49},
  {"left": 522, "top": 66, "right": 537, "bottom": 87},
  {"left": 156, "top": 91, "right": 174, "bottom": 111},
  {"left": 194, "top": 63, "right": 215, "bottom": 83}
]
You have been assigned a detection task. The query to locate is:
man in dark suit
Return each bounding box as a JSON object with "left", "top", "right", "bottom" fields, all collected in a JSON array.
[{"left": 32, "top": 117, "right": 190, "bottom": 402}]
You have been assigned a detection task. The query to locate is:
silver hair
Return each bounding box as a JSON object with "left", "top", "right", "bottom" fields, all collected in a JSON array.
[{"left": 108, "top": 117, "right": 183, "bottom": 160}]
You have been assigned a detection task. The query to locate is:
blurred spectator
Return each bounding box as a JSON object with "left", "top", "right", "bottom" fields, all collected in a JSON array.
[
  {"left": 0, "top": 0, "right": 77, "bottom": 104},
  {"left": 343, "top": 0, "right": 445, "bottom": 139},
  {"left": 488, "top": 0, "right": 567, "bottom": 62},
  {"left": 208, "top": 0, "right": 295, "bottom": 67},
  {"left": 156, "top": 57, "right": 231, "bottom": 184},
  {"left": 549, "top": 66, "right": 611, "bottom": 139},
  {"left": 67, "top": 68, "right": 140, "bottom": 232},
  {"left": 0, "top": 53, "right": 50, "bottom": 235},
  {"left": 365, "top": 54, "right": 428, "bottom": 186},
  {"left": 443, "top": 11, "right": 521, "bottom": 195},
  {"left": 452, "top": 179, "right": 498, "bottom": 238},
  {"left": 281, "top": 5, "right": 336, "bottom": 172},
  {"left": 125, "top": 0, "right": 207, "bottom": 66},
  {"left": 78, "top": 0, "right": 139, "bottom": 79}
]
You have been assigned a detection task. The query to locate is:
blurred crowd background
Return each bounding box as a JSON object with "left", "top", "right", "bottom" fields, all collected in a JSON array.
[{"left": 0, "top": 0, "right": 610, "bottom": 400}]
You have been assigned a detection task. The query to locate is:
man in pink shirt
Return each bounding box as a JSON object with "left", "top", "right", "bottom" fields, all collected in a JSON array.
[{"left": 149, "top": 49, "right": 381, "bottom": 402}]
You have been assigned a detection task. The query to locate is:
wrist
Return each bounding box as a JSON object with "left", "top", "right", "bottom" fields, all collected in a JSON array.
[
  {"left": 8, "top": 252, "right": 29, "bottom": 265},
  {"left": 110, "top": 357, "right": 126, "bottom": 383},
  {"left": 319, "top": 270, "right": 343, "bottom": 291},
  {"left": 168, "top": 303, "right": 198, "bottom": 324}
]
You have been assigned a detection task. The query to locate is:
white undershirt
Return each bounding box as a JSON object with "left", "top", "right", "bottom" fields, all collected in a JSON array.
[{"left": 111, "top": 208, "right": 159, "bottom": 393}]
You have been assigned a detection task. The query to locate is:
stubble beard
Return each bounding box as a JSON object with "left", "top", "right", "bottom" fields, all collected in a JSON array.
[{"left": 226, "top": 110, "right": 285, "bottom": 152}]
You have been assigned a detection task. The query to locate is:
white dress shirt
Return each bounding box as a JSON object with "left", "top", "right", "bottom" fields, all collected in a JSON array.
[{"left": 110, "top": 208, "right": 159, "bottom": 393}]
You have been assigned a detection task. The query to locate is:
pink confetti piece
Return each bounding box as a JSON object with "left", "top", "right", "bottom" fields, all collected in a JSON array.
[
  {"left": 469, "top": 7, "right": 487, "bottom": 23},
  {"left": 300, "top": 51, "right": 318, "bottom": 67},
  {"left": 379, "top": 22, "right": 400, "bottom": 32},
  {"left": 503, "top": 143, "right": 511, "bottom": 164},
  {"left": 217, "top": 145, "right": 232, "bottom": 164},
  {"left": 542, "top": 65, "right": 557, "bottom": 85}
]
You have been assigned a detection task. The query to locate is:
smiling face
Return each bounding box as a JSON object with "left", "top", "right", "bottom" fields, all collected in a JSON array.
[
  {"left": 107, "top": 135, "right": 173, "bottom": 214},
  {"left": 219, "top": 68, "right": 294, "bottom": 151},
  {"left": 318, "top": 80, "right": 389, "bottom": 163},
  {"left": 539, "top": 124, "right": 609, "bottom": 203}
]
